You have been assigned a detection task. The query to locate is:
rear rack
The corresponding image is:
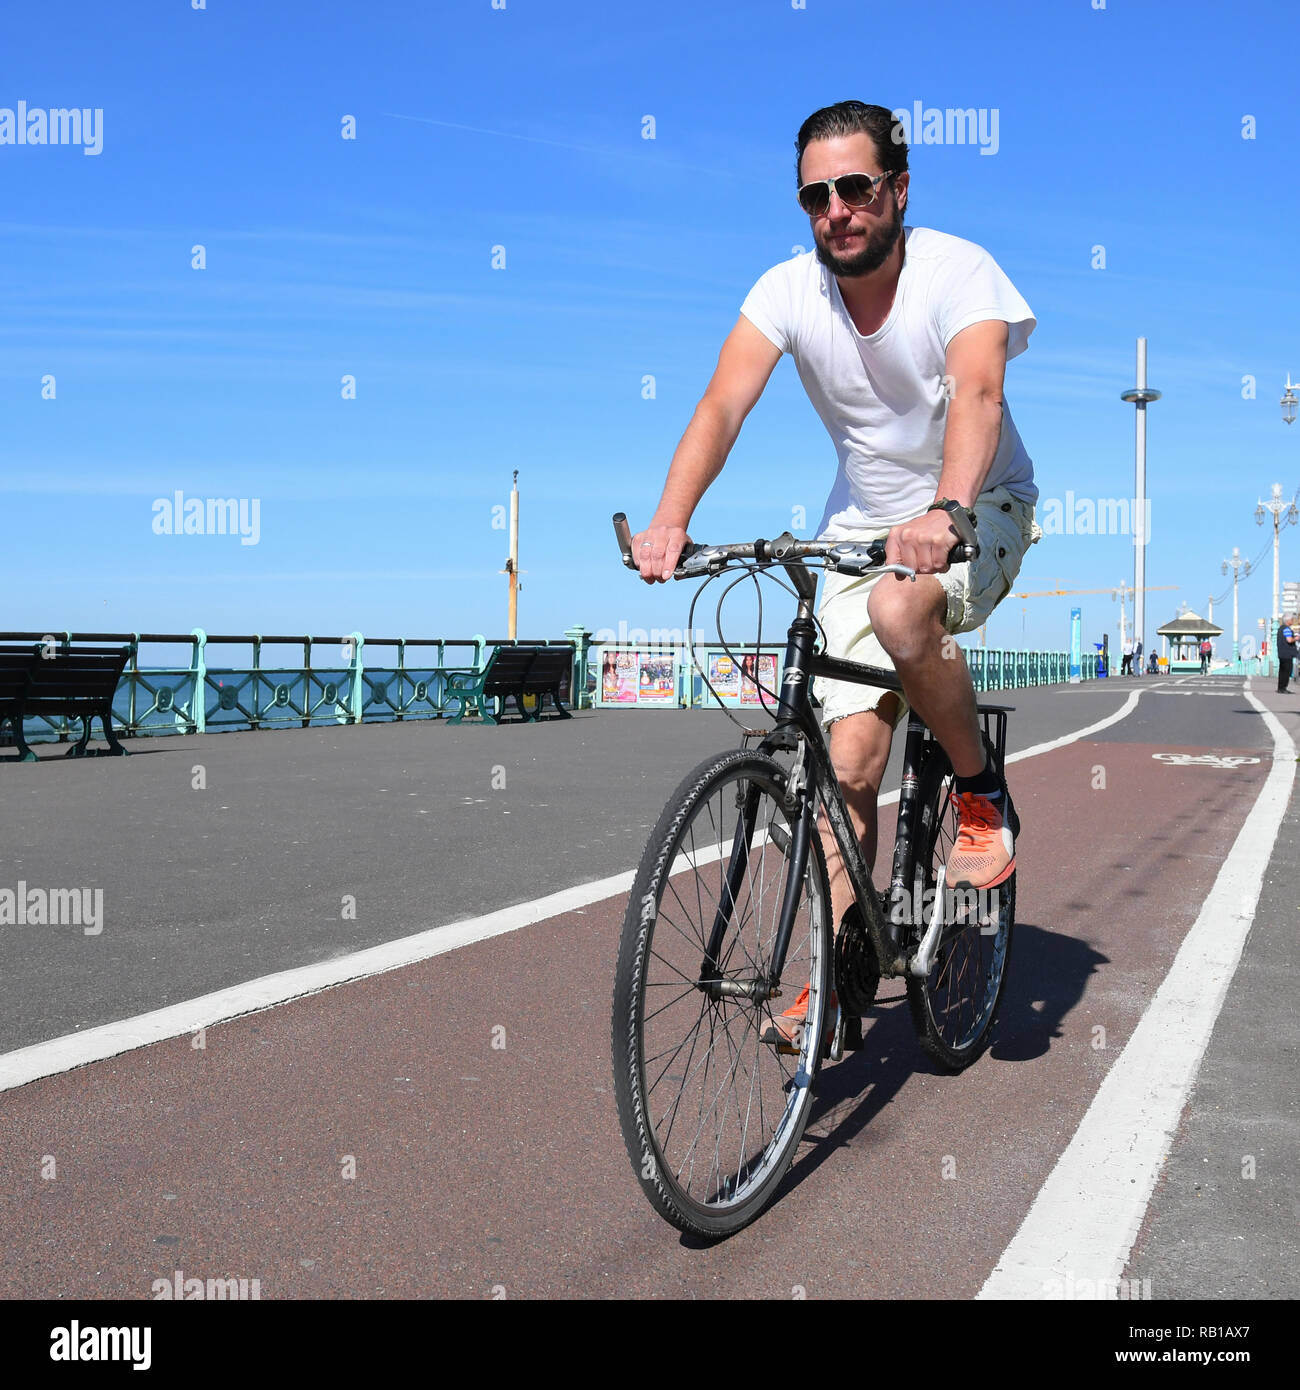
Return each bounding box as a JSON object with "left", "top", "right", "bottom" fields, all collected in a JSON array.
[{"left": 976, "top": 703, "right": 1013, "bottom": 768}]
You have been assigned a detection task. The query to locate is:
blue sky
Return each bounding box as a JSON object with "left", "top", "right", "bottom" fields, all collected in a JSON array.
[{"left": 4, "top": 0, "right": 1299, "bottom": 655}]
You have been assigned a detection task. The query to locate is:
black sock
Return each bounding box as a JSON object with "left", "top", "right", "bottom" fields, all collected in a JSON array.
[{"left": 954, "top": 754, "right": 1002, "bottom": 799}]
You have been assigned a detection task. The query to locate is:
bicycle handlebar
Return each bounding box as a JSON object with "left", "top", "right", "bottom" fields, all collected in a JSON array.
[{"left": 612, "top": 512, "right": 977, "bottom": 581}]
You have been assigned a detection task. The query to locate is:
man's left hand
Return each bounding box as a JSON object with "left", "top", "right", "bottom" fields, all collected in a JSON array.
[{"left": 885, "top": 508, "right": 967, "bottom": 575}]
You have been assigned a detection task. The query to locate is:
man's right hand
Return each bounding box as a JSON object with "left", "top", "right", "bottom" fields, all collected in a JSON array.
[{"left": 632, "top": 522, "right": 691, "bottom": 584}]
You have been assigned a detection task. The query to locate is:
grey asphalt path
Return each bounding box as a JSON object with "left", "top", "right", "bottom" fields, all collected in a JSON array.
[
  {"left": 1123, "top": 679, "right": 1300, "bottom": 1299},
  {"left": 0, "top": 684, "right": 1137, "bottom": 1055}
]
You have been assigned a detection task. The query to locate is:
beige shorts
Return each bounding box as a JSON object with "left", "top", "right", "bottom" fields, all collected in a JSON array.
[{"left": 815, "top": 484, "right": 1041, "bottom": 728}]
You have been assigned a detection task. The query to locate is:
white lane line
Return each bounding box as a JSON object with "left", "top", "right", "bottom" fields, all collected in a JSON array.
[
  {"left": 0, "top": 873, "right": 631, "bottom": 1093},
  {"left": 1004, "top": 689, "right": 1141, "bottom": 767},
  {"left": 979, "top": 681, "right": 1295, "bottom": 1300},
  {"left": 0, "top": 687, "right": 1144, "bottom": 1093}
]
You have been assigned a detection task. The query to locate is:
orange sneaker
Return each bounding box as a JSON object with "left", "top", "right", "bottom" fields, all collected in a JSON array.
[
  {"left": 945, "top": 791, "right": 1015, "bottom": 890},
  {"left": 761, "top": 984, "right": 837, "bottom": 1055}
]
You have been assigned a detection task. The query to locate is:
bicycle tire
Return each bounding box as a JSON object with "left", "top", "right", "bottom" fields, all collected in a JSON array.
[
  {"left": 611, "top": 748, "right": 832, "bottom": 1238},
  {"left": 903, "top": 741, "right": 1015, "bottom": 1072}
]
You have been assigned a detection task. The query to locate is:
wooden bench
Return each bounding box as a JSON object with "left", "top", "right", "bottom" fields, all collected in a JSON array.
[
  {"left": 0, "top": 644, "right": 131, "bottom": 761},
  {"left": 445, "top": 645, "right": 573, "bottom": 725}
]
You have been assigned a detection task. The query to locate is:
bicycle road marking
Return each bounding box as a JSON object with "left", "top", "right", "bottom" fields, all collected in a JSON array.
[
  {"left": 1151, "top": 752, "right": 1261, "bottom": 767},
  {"left": 0, "top": 687, "right": 1143, "bottom": 1094},
  {"left": 978, "top": 681, "right": 1294, "bottom": 1301}
]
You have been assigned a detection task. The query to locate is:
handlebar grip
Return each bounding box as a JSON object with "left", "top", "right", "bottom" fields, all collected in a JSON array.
[{"left": 613, "top": 513, "right": 635, "bottom": 568}]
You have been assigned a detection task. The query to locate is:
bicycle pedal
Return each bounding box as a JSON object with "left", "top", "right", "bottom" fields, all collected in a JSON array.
[{"left": 761, "top": 1020, "right": 803, "bottom": 1056}]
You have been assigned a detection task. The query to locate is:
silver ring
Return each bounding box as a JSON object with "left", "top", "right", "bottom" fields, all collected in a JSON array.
[{"left": 640, "top": 542, "right": 652, "bottom": 548}]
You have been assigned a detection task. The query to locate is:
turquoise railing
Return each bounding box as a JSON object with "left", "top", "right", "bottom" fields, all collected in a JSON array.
[
  {"left": 5, "top": 626, "right": 1113, "bottom": 747},
  {"left": 2, "top": 628, "right": 594, "bottom": 746}
]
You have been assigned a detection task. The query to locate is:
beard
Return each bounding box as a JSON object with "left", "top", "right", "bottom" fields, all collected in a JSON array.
[{"left": 814, "top": 197, "right": 904, "bottom": 278}]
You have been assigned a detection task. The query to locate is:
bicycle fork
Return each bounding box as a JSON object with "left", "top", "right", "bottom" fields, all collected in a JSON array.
[{"left": 697, "top": 773, "right": 814, "bottom": 1005}]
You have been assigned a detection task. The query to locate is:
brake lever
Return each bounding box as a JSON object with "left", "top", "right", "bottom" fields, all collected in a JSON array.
[{"left": 678, "top": 547, "right": 728, "bottom": 577}]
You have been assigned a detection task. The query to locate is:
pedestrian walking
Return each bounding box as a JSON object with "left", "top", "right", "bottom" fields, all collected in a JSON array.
[
  {"left": 1133, "top": 638, "right": 1143, "bottom": 677},
  {"left": 1199, "top": 638, "right": 1212, "bottom": 674},
  {"left": 1121, "top": 637, "right": 1133, "bottom": 676},
  {"left": 1278, "top": 615, "right": 1297, "bottom": 693}
]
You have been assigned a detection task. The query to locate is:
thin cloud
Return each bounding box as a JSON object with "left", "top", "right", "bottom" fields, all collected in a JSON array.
[{"left": 382, "top": 111, "right": 749, "bottom": 180}]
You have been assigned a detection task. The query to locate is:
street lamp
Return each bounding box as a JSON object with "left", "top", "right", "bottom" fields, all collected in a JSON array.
[
  {"left": 1221, "top": 546, "right": 1251, "bottom": 650},
  {"left": 1121, "top": 338, "right": 1161, "bottom": 663},
  {"left": 1255, "top": 481, "right": 1299, "bottom": 628},
  {"left": 1282, "top": 374, "right": 1298, "bottom": 426}
]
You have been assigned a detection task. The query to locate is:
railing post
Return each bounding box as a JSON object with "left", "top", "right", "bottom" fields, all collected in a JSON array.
[
  {"left": 564, "top": 623, "right": 592, "bottom": 710},
  {"left": 126, "top": 634, "right": 139, "bottom": 735},
  {"left": 190, "top": 628, "right": 207, "bottom": 733},
  {"left": 252, "top": 635, "right": 262, "bottom": 729},
  {"left": 348, "top": 630, "right": 365, "bottom": 723}
]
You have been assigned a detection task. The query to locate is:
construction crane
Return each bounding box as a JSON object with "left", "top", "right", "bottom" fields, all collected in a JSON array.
[
  {"left": 1011, "top": 583, "right": 1177, "bottom": 599},
  {"left": 1009, "top": 582, "right": 1177, "bottom": 652}
]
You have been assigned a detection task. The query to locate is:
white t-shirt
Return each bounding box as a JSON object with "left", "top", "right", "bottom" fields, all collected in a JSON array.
[{"left": 739, "top": 226, "right": 1037, "bottom": 535}]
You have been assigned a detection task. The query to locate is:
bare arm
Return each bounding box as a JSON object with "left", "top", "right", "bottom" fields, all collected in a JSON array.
[
  {"left": 635, "top": 315, "right": 781, "bottom": 582},
  {"left": 885, "top": 318, "right": 1009, "bottom": 574}
]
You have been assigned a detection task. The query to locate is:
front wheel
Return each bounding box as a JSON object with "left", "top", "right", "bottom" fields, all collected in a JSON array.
[
  {"left": 903, "top": 743, "right": 1015, "bottom": 1072},
  {"left": 611, "top": 749, "right": 832, "bottom": 1238}
]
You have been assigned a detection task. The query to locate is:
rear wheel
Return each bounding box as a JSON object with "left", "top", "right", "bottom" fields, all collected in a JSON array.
[
  {"left": 611, "top": 749, "right": 832, "bottom": 1238},
  {"left": 903, "top": 743, "right": 1015, "bottom": 1072}
]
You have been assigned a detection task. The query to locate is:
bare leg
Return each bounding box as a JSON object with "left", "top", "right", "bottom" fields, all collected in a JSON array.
[
  {"left": 817, "top": 694, "right": 899, "bottom": 937},
  {"left": 867, "top": 574, "right": 985, "bottom": 778}
]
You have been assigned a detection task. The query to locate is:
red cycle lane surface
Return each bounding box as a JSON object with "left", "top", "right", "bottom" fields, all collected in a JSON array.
[{"left": 0, "top": 736, "right": 1271, "bottom": 1299}]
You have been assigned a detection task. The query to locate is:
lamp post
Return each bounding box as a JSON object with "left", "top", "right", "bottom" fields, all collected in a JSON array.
[
  {"left": 1113, "top": 581, "right": 1130, "bottom": 652},
  {"left": 504, "top": 470, "right": 520, "bottom": 639},
  {"left": 1121, "top": 338, "right": 1161, "bottom": 664},
  {"left": 1281, "top": 373, "right": 1298, "bottom": 426},
  {"left": 1255, "top": 482, "right": 1299, "bottom": 629},
  {"left": 1221, "top": 546, "right": 1251, "bottom": 650}
]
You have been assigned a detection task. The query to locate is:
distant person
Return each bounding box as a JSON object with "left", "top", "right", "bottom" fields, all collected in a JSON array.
[
  {"left": 1199, "top": 637, "right": 1212, "bottom": 674},
  {"left": 1121, "top": 637, "right": 1133, "bottom": 675},
  {"left": 1147, "top": 650, "right": 1159, "bottom": 674},
  {"left": 1133, "top": 638, "right": 1143, "bottom": 677},
  {"left": 1278, "top": 615, "right": 1297, "bottom": 694}
]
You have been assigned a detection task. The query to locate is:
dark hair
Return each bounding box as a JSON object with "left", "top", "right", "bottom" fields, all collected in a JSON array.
[{"left": 795, "top": 100, "right": 909, "bottom": 188}]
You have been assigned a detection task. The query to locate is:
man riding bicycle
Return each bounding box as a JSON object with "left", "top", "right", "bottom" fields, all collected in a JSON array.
[{"left": 630, "top": 101, "right": 1040, "bottom": 1040}]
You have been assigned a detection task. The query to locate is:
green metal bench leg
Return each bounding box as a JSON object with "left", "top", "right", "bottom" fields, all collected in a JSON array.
[
  {"left": 66, "top": 714, "right": 94, "bottom": 757},
  {"left": 65, "top": 710, "right": 126, "bottom": 756},
  {"left": 100, "top": 709, "right": 128, "bottom": 755},
  {"left": 3, "top": 714, "right": 37, "bottom": 763}
]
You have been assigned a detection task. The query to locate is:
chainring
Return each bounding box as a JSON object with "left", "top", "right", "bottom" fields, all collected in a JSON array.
[{"left": 834, "top": 901, "right": 880, "bottom": 1015}]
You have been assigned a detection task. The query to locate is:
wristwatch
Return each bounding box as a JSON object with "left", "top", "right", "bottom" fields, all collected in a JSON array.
[{"left": 926, "top": 497, "right": 978, "bottom": 546}]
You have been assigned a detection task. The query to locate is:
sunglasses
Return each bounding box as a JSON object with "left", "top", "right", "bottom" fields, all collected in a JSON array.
[{"left": 796, "top": 170, "right": 896, "bottom": 217}]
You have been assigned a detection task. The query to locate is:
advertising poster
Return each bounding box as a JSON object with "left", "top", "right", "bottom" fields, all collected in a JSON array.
[
  {"left": 600, "top": 650, "right": 639, "bottom": 704},
  {"left": 637, "top": 653, "right": 676, "bottom": 703},
  {"left": 707, "top": 653, "right": 741, "bottom": 702},
  {"left": 740, "top": 653, "right": 779, "bottom": 706}
]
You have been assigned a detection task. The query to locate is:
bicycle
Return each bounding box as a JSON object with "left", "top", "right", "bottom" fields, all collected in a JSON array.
[{"left": 608, "top": 514, "right": 1018, "bottom": 1238}]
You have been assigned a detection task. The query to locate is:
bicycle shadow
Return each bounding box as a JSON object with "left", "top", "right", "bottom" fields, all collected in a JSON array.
[
  {"left": 726, "top": 921, "right": 1109, "bottom": 1226},
  {"left": 988, "top": 923, "right": 1109, "bottom": 1061}
]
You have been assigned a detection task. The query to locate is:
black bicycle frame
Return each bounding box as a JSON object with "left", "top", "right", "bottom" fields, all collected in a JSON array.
[
  {"left": 718, "top": 558, "right": 928, "bottom": 982},
  {"left": 696, "top": 556, "right": 1014, "bottom": 992}
]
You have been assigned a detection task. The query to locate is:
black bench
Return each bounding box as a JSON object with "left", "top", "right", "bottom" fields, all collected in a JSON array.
[
  {"left": 0, "top": 644, "right": 131, "bottom": 761},
  {"left": 445, "top": 645, "right": 573, "bottom": 725}
]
